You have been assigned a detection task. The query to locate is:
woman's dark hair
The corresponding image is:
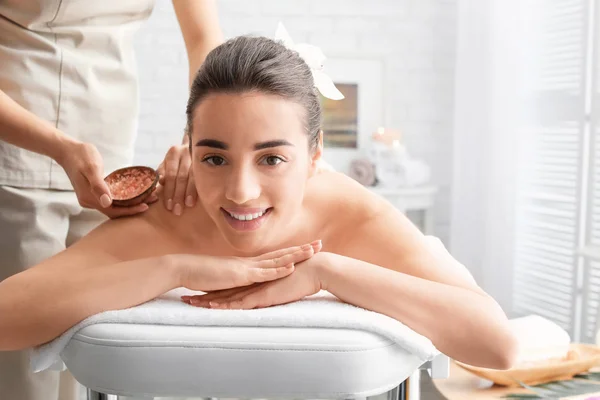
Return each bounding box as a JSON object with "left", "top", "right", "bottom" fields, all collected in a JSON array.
[{"left": 186, "top": 36, "right": 322, "bottom": 152}]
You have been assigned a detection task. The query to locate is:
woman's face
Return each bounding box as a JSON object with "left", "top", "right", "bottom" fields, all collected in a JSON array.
[{"left": 190, "top": 92, "right": 322, "bottom": 253}]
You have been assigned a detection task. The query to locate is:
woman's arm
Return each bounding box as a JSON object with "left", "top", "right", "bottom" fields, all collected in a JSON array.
[
  {"left": 321, "top": 196, "right": 519, "bottom": 370},
  {"left": 0, "top": 215, "right": 317, "bottom": 351},
  {"left": 320, "top": 252, "right": 518, "bottom": 370},
  {"left": 0, "top": 218, "right": 181, "bottom": 351},
  {"left": 192, "top": 179, "right": 519, "bottom": 369},
  {"left": 196, "top": 237, "right": 518, "bottom": 369},
  {"left": 0, "top": 254, "right": 179, "bottom": 352}
]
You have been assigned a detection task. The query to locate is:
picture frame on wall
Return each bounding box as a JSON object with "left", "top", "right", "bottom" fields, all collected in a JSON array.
[
  {"left": 320, "top": 83, "right": 358, "bottom": 149},
  {"left": 319, "top": 58, "right": 383, "bottom": 174}
]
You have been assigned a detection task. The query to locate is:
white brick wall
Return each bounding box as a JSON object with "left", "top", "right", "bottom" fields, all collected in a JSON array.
[{"left": 133, "top": 0, "right": 457, "bottom": 242}]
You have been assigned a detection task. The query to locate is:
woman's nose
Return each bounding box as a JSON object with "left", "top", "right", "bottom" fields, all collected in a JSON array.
[{"left": 224, "top": 167, "right": 261, "bottom": 204}]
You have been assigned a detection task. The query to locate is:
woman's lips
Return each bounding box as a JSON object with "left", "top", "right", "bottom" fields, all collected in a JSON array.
[
  {"left": 221, "top": 207, "right": 273, "bottom": 231},
  {"left": 223, "top": 207, "right": 267, "bottom": 214}
]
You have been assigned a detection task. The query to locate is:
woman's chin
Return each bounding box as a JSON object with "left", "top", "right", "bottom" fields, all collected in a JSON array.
[
  {"left": 213, "top": 207, "right": 291, "bottom": 255},
  {"left": 221, "top": 233, "right": 270, "bottom": 255}
]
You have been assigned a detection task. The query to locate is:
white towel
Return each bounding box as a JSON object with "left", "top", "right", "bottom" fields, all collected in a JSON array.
[
  {"left": 508, "top": 315, "right": 571, "bottom": 365},
  {"left": 30, "top": 289, "right": 440, "bottom": 373}
]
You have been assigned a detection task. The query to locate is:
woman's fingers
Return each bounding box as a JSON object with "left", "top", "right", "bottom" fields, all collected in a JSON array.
[
  {"left": 182, "top": 262, "right": 295, "bottom": 306},
  {"left": 180, "top": 242, "right": 323, "bottom": 305},
  {"left": 253, "top": 240, "right": 321, "bottom": 261},
  {"left": 184, "top": 283, "right": 259, "bottom": 303},
  {"left": 183, "top": 284, "right": 263, "bottom": 308},
  {"left": 208, "top": 285, "right": 267, "bottom": 309},
  {"left": 251, "top": 246, "right": 299, "bottom": 261},
  {"left": 250, "top": 263, "right": 295, "bottom": 283},
  {"left": 256, "top": 241, "right": 322, "bottom": 270},
  {"left": 210, "top": 283, "right": 282, "bottom": 310}
]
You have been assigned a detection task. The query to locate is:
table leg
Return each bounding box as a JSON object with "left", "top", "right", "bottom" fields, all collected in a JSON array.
[
  {"left": 86, "top": 388, "right": 119, "bottom": 400},
  {"left": 386, "top": 381, "right": 408, "bottom": 400}
]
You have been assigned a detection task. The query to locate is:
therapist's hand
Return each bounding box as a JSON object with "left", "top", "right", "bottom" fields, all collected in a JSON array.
[
  {"left": 157, "top": 144, "right": 197, "bottom": 216},
  {"left": 57, "top": 140, "right": 157, "bottom": 218}
]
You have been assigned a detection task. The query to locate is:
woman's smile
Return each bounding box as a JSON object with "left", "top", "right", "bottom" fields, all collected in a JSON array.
[{"left": 221, "top": 207, "right": 273, "bottom": 231}]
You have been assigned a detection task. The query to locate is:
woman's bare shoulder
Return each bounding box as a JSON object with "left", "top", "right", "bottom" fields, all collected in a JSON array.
[
  {"left": 305, "top": 171, "right": 390, "bottom": 244},
  {"left": 308, "top": 171, "right": 387, "bottom": 216}
]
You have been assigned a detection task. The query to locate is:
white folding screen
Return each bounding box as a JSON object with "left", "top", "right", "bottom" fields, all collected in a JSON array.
[
  {"left": 512, "top": 0, "right": 592, "bottom": 340},
  {"left": 580, "top": 0, "right": 600, "bottom": 344}
]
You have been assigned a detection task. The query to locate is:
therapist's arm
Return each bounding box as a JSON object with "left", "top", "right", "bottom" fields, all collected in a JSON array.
[
  {"left": 173, "top": 0, "right": 222, "bottom": 146},
  {"left": 155, "top": 0, "right": 222, "bottom": 213},
  {"left": 0, "top": 90, "right": 152, "bottom": 217},
  {"left": 0, "top": 89, "right": 76, "bottom": 162},
  {"left": 172, "top": 0, "right": 223, "bottom": 90}
]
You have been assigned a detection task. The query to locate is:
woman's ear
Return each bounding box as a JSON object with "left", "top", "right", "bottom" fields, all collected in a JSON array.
[{"left": 309, "top": 130, "right": 324, "bottom": 176}]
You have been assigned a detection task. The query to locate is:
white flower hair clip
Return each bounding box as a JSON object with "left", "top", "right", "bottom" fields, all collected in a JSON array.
[{"left": 275, "top": 22, "right": 345, "bottom": 100}]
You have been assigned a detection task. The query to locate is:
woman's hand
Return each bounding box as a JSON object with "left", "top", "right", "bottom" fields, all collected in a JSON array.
[
  {"left": 157, "top": 144, "right": 196, "bottom": 216},
  {"left": 177, "top": 241, "right": 322, "bottom": 293},
  {"left": 182, "top": 246, "right": 332, "bottom": 310},
  {"left": 57, "top": 141, "right": 157, "bottom": 218}
]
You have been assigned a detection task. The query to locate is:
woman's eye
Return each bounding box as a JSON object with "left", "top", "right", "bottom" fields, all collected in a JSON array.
[
  {"left": 203, "top": 156, "right": 226, "bottom": 166},
  {"left": 261, "top": 156, "right": 284, "bottom": 166}
]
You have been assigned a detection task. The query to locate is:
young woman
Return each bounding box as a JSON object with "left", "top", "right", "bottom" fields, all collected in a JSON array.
[{"left": 0, "top": 36, "right": 518, "bottom": 370}]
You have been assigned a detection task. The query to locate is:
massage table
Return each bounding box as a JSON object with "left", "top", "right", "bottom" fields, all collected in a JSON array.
[
  {"left": 65, "top": 323, "right": 448, "bottom": 400},
  {"left": 32, "top": 239, "right": 458, "bottom": 400}
]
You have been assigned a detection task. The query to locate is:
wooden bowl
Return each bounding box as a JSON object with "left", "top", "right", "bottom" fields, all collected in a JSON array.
[
  {"left": 455, "top": 343, "right": 600, "bottom": 387},
  {"left": 104, "top": 166, "right": 158, "bottom": 207}
]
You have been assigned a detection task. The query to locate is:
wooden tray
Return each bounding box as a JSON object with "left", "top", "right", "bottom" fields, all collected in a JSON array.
[{"left": 455, "top": 343, "right": 600, "bottom": 387}]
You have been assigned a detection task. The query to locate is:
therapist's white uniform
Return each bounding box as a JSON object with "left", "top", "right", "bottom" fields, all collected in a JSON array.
[{"left": 0, "top": 1, "right": 155, "bottom": 399}]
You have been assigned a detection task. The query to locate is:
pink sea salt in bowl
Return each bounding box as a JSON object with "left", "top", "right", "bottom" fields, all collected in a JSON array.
[{"left": 104, "top": 166, "right": 159, "bottom": 207}]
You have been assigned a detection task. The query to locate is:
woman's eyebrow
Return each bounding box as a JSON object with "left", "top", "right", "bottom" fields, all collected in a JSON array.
[
  {"left": 195, "top": 139, "right": 228, "bottom": 149},
  {"left": 194, "top": 139, "right": 294, "bottom": 150},
  {"left": 253, "top": 140, "right": 294, "bottom": 150}
]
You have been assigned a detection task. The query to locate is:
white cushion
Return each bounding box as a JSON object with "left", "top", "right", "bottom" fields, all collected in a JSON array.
[{"left": 63, "top": 323, "right": 423, "bottom": 398}]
